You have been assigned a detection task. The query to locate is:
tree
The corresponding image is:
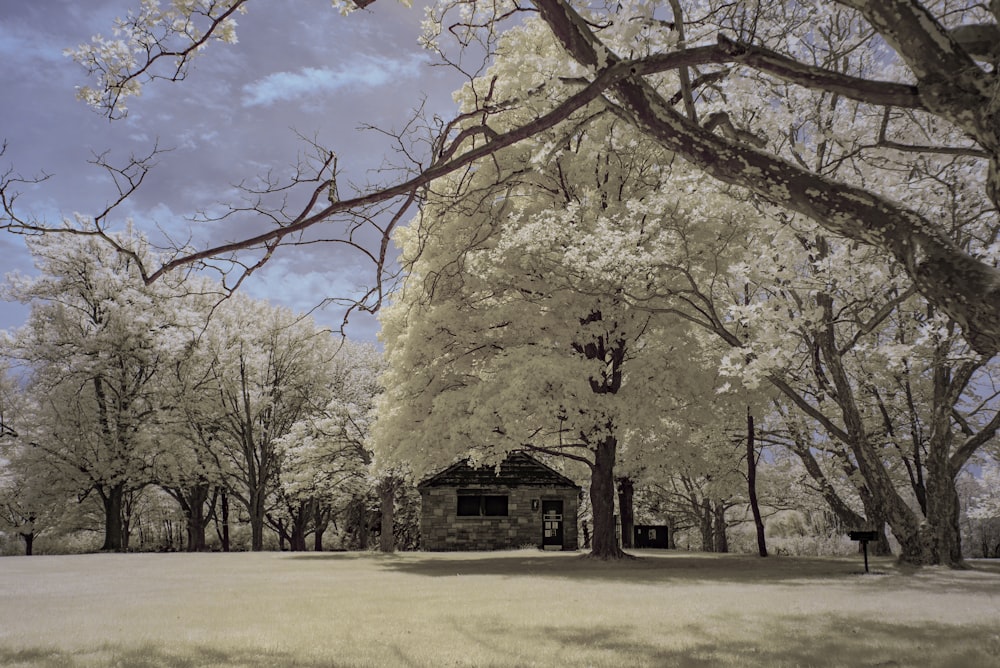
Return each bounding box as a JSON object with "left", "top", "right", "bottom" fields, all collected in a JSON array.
[
  {"left": 5, "top": 0, "right": 995, "bottom": 359},
  {"left": 374, "top": 103, "right": 717, "bottom": 558},
  {"left": 274, "top": 340, "right": 383, "bottom": 551},
  {"left": 199, "top": 293, "right": 341, "bottom": 551},
  {"left": 3, "top": 231, "right": 193, "bottom": 551},
  {"left": 7, "top": 0, "right": 1000, "bottom": 564}
]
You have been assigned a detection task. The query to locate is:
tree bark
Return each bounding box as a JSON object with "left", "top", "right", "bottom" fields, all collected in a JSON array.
[
  {"left": 617, "top": 477, "right": 635, "bottom": 549},
  {"left": 533, "top": 0, "right": 1000, "bottom": 355},
  {"left": 20, "top": 532, "right": 34, "bottom": 556},
  {"left": 218, "top": 490, "right": 230, "bottom": 552},
  {"left": 314, "top": 504, "right": 330, "bottom": 552},
  {"left": 588, "top": 436, "right": 627, "bottom": 559},
  {"left": 379, "top": 476, "right": 397, "bottom": 553},
  {"left": 712, "top": 501, "right": 729, "bottom": 553},
  {"left": 99, "top": 484, "right": 125, "bottom": 552},
  {"left": 699, "top": 498, "right": 714, "bottom": 552},
  {"left": 746, "top": 409, "right": 768, "bottom": 557}
]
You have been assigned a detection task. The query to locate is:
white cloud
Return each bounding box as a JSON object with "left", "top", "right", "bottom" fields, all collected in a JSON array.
[
  {"left": 241, "top": 53, "right": 429, "bottom": 107},
  {"left": 0, "top": 27, "right": 65, "bottom": 64}
]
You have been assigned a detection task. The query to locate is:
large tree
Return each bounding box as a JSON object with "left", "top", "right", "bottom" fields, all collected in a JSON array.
[
  {"left": 375, "top": 102, "right": 719, "bottom": 558},
  {"left": 6, "top": 0, "right": 993, "bottom": 357},
  {"left": 198, "top": 293, "right": 340, "bottom": 551},
  {"left": 3, "top": 231, "right": 192, "bottom": 551}
]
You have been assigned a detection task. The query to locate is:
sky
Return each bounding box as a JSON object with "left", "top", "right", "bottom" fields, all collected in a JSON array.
[{"left": 0, "top": 0, "right": 469, "bottom": 342}]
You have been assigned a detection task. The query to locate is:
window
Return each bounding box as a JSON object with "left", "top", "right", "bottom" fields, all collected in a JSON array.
[{"left": 457, "top": 493, "right": 509, "bottom": 517}]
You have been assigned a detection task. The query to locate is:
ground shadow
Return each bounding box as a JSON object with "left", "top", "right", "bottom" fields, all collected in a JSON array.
[
  {"left": 441, "top": 614, "right": 1000, "bottom": 668},
  {"left": 368, "top": 549, "right": 878, "bottom": 586},
  {"left": 0, "top": 642, "right": 347, "bottom": 668},
  {"left": 5, "top": 614, "right": 994, "bottom": 667}
]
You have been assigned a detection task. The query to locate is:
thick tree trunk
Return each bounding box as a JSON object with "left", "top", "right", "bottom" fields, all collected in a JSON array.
[
  {"left": 924, "top": 460, "right": 965, "bottom": 567},
  {"left": 20, "top": 532, "right": 34, "bottom": 556},
  {"left": 183, "top": 485, "right": 210, "bottom": 552},
  {"left": 858, "top": 490, "right": 893, "bottom": 557},
  {"left": 314, "top": 505, "right": 330, "bottom": 552},
  {"left": 314, "top": 526, "right": 325, "bottom": 552},
  {"left": 712, "top": 501, "right": 728, "bottom": 553},
  {"left": 249, "top": 491, "right": 265, "bottom": 552},
  {"left": 379, "top": 476, "right": 397, "bottom": 553},
  {"left": 617, "top": 477, "right": 635, "bottom": 549},
  {"left": 699, "top": 498, "right": 714, "bottom": 551},
  {"left": 100, "top": 484, "right": 125, "bottom": 552},
  {"left": 746, "top": 410, "right": 768, "bottom": 557},
  {"left": 289, "top": 504, "right": 310, "bottom": 552},
  {"left": 588, "top": 436, "right": 627, "bottom": 559}
]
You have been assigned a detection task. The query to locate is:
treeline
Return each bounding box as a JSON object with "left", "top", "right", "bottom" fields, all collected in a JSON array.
[{"left": 0, "top": 232, "right": 414, "bottom": 555}]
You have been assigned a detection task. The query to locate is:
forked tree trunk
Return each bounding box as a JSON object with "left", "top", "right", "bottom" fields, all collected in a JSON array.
[{"left": 314, "top": 505, "right": 330, "bottom": 552}]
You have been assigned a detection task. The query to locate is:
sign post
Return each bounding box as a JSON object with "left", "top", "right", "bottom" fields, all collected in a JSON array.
[{"left": 848, "top": 530, "right": 879, "bottom": 573}]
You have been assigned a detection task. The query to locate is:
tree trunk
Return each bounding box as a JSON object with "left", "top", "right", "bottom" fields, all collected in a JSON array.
[
  {"left": 249, "top": 491, "right": 265, "bottom": 552},
  {"left": 379, "top": 476, "right": 397, "bottom": 553},
  {"left": 617, "top": 477, "right": 635, "bottom": 549},
  {"left": 20, "top": 532, "right": 34, "bottom": 556},
  {"left": 99, "top": 484, "right": 125, "bottom": 552},
  {"left": 712, "top": 501, "right": 728, "bottom": 553},
  {"left": 314, "top": 505, "right": 330, "bottom": 552},
  {"left": 588, "top": 436, "right": 627, "bottom": 559},
  {"left": 581, "top": 520, "right": 591, "bottom": 549},
  {"left": 183, "top": 485, "right": 210, "bottom": 552},
  {"left": 287, "top": 500, "right": 312, "bottom": 552},
  {"left": 219, "top": 490, "right": 230, "bottom": 552},
  {"left": 699, "top": 498, "right": 714, "bottom": 551},
  {"left": 923, "top": 461, "right": 965, "bottom": 567},
  {"left": 746, "top": 410, "right": 768, "bottom": 557}
]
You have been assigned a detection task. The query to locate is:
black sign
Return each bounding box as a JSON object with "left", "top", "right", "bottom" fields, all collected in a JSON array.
[{"left": 848, "top": 530, "right": 879, "bottom": 542}]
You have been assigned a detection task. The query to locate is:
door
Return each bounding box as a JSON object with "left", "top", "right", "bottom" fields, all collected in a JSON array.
[{"left": 542, "top": 500, "right": 564, "bottom": 549}]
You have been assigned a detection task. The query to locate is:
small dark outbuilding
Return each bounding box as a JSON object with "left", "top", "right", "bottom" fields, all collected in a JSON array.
[
  {"left": 418, "top": 452, "right": 581, "bottom": 551},
  {"left": 634, "top": 525, "right": 671, "bottom": 549}
]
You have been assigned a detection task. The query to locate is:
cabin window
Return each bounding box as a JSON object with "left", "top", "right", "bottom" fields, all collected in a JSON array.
[{"left": 457, "top": 493, "right": 508, "bottom": 516}]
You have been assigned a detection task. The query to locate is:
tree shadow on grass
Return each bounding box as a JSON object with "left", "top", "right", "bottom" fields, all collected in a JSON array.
[
  {"left": 0, "top": 642, "right": 345, "bottom": 668},
  {"left": 370, "top": 550, "right": 879, "bottom": 586},
  {"left": 459, "top": 615, "right": 1000, "bottom": 668},
  {"left": 3, "top": 615, "right": 998, "bottom": 667}
]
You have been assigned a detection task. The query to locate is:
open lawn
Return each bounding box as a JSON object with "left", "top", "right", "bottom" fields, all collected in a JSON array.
[{"left": 1, "top": 550, "right": 999, "bottom": 667}]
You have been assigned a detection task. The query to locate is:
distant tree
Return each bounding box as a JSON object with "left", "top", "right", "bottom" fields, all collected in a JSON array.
[
  {"left": 2, "top": 231, "right": 192, "bottom": 551},
  {"left": 199, "top": 294, "right": 340, "bottom": 551},
  {"left": 8, "top": 0, "right": 1000, "bottom": 567},
  {"left": 273, "top": 341, "right": 381, "bottom": 551}
]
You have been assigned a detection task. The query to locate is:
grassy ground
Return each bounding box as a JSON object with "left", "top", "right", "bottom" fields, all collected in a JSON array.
[{"left": 0, "top": 550, "right": 999, "bottom": 667}]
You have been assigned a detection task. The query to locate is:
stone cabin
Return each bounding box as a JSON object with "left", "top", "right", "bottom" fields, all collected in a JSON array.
[{"left": 418, "top": 452, "right": 581, "bottom": 551}]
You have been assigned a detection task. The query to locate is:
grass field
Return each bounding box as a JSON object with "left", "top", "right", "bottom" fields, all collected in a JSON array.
[{"left": 1, "top": 549, "right": 999, "bottom": 667}]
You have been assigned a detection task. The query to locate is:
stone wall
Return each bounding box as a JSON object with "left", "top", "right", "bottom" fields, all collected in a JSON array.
[{"left": 420, "top": 486, "right": 579, "bottom": 551}]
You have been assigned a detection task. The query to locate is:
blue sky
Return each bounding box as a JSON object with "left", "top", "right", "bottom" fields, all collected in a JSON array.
[{"left": 0, "top": 0, "right": 464, "bottom": 342}]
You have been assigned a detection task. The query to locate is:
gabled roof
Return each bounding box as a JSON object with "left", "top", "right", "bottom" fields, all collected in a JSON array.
[{"left": 417, "top": 451, "right": 580, "bottom": 489}]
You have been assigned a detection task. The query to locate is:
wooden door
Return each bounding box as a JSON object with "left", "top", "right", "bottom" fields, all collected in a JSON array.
[{"left": 542, "top": 500, "right": 564, "bottom": 549}]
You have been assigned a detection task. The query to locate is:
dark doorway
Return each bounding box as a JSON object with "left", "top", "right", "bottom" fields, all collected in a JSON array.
[
  {"left": 634, "top": 525, "right": 671, "bottom": 549},
  {"left": 542, "top": 500, "right": 564, "bottom": 550}
]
